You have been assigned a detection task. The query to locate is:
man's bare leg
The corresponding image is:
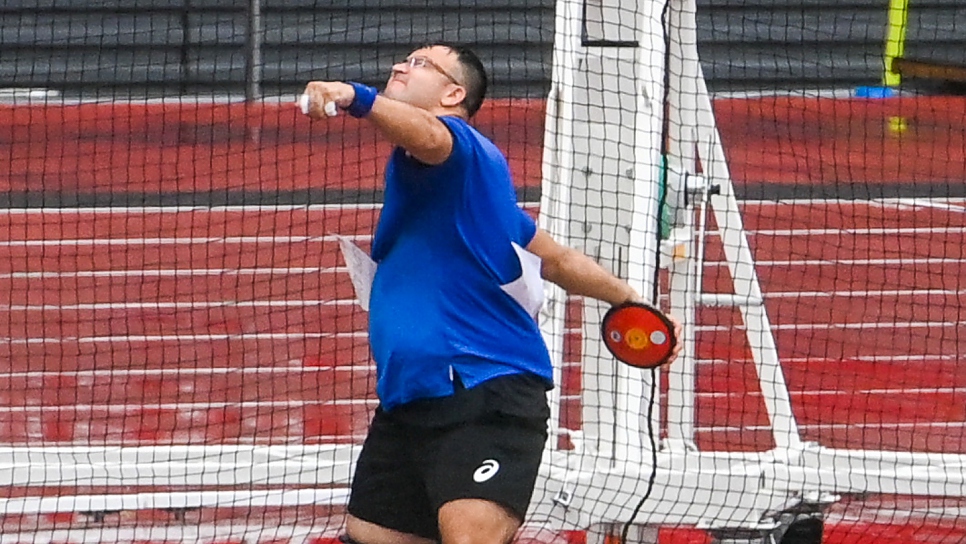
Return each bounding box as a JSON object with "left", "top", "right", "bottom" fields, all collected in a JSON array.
[
  {"left": 346, "top": 514, "right": 437, "bottom": 544},
  {"left": 437, "top": 498, "right": 521, "bottom": 544}
]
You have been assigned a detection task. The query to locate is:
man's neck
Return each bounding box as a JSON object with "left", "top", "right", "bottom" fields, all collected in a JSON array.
[{"left": 427, "top": 106, "right": 466, "bottom": 120}]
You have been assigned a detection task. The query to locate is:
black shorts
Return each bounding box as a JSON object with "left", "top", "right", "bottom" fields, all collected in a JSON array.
[{"left": 347, "top": 374, "right": 550, "bottom": 540}]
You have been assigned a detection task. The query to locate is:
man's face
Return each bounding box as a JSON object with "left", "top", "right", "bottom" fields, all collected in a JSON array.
[{"left": 383, "top": 46, "right": 464, "bottom": 110}]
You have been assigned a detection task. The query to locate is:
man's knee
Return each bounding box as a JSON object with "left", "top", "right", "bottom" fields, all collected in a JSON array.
[
  {"left": 345, "top": 514, "right": 436, "bottom": 544},
  {"left": 341, "top": 535, "right": 365, "bottom": 544},
  {"left": 437, "top": 499, "right": 521, "bottom": 544}
]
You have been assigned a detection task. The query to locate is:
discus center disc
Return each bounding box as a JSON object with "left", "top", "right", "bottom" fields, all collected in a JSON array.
[{"left": 624, "top": 328, "right": 650, "bottom": 350}]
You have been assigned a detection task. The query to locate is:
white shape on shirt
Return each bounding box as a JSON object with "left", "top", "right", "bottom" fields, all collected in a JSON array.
[{"left": 499, "top": 242, "right": 544, "bottom": 320}]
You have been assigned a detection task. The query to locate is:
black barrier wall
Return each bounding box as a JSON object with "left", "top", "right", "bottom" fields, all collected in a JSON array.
[{"left": 0, "top": 0, "right": 962, "bottom": 97}]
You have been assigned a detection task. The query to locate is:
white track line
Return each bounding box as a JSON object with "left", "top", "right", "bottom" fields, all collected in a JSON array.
[
  {"left": 0, "top": 267, "right": 342, "bottom": 279},
  {"left": 0, "top": 321, "right": 952, "bottom": 339},
  {"left": 0, "top": 526, "right": 337, "bottom": 544},
  {"left": 892, "top": 198, "right": 966, "bottom": 212},
  {"left": 6, "top": 259, "right": 963, "bottom": 282},
  {"left": 2, "top": 365, "right": 376, "bottom": 379},
  {"left": 696, "top": 321, "right": 966, "bottom": 332},
  {"left": 0, "top": 229, "right": 956, "bottom": 246},
  {"left": 1, "top": 229, "right": 960, "bottom": 245},
  {"left": 697, "top": 387, "right": 966, "bottom": 399},
  {"left": 699, "top": 422, "right": 966, "bottom": 432},
  {"left": 2, "top": 371, "right": 952, "bottom": 398},
  {"left": 0, "top": 235, "right": 368, "bottom": 247},
  {"left": 0, "top": 202, "right": 539, "bottom": 214},
  {"left": 0, "top": 399, "right": 377, "bottom": 412},
  {"left": 762, "top": 289, "right": 966, "bottom": 298},
  {"left": 708, "top": 258, "right": 966, "bottom": 266},
  {"left": 848, "top": 354, "right": 961, "bottom": 362},
  {"left": 697, "top": 355, "right": 959, "bottom": 364},
  {"left": 0, "top": 200, "right": 897, "bottom": 215},
  {"left": 799, "top": 259, "right": 965, "bottom": 266},
  {"left": 0, "top": 300, "right": 356, "bottom": 311},
  {"left": 0, "top": 332, "right": 367, "bottom": 344},
  {"left": 661, "top": 288, "right": 965, "bottom": 299},
  {"left": 874, "top": 197, "right": 966, "bottom": 203},
  {"left": 741, "top": 227, "right": 966, "bottom": 236},
  {"left": 0, "top": 204, "right": 382, "bottom": 213}
]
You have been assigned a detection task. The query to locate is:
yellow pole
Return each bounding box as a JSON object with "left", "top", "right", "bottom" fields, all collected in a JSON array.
[{"left": 884, "top": 0, "right": 910, "bottom": 86}]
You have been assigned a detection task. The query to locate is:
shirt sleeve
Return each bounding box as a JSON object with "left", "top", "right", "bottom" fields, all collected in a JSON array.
[
  {"left": 438, "top": 117, "right": 537, "bottom": 245},
  {"left": 517, "top": 207, "right": 537, "bottom": 247},
  {"left": 437, "top": 116, "right": 474, "bottom": 167}
]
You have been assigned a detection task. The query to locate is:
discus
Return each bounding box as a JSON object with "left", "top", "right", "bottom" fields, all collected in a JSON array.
[{"left": 601, "top": 302, "right": 676, "bottom": 369}]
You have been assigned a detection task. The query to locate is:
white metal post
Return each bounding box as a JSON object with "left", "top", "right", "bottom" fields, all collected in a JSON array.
[
  {"left": 617, "top": 0, "right": 670, "bottom": 465},
  {"left": 691, "top": 66, "right": 804, "bottom": 452},
  {"left": 663, "top": 0, "right": 702, "bottom": 452},
  {"left": 539, "top": 0, "right": 584, "bottom": 448}
]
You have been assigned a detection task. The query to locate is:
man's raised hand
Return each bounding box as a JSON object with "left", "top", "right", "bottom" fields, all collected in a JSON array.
[{"left": 298, "top": 81, "right": 356, "bottom": 119}]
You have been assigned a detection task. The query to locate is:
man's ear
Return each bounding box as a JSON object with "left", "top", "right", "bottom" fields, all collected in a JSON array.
[{"left": 441, "top": 85, "right": 467, "bottom": 109}]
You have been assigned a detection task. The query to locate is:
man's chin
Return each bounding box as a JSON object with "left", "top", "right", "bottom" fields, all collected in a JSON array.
[
  {"left": 383, "top": 82, "right": 405, "bottom": 100},
  {"left": 386, "top": 94, "right": 421, "bottom": 110}
]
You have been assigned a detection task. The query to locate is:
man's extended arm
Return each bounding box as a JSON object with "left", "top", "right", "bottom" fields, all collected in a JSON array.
[
  {"left": 301, "top": 81, "right": 453, "bottom": 165},
  {"left": 528, "top": 228, "right": 683, "bottom": 365}
]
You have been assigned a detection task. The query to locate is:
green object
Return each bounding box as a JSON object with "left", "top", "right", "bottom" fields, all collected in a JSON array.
[{"left": 658, "top": 154, "right": 672, "bottom": 240}]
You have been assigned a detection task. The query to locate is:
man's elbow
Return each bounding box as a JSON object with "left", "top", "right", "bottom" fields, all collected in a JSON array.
[
  {"left": 411, "top": 126, "right": 453, "bottom": 165},
  {"left": 539, "top": 253, "right": 568, "bottom": 286}
]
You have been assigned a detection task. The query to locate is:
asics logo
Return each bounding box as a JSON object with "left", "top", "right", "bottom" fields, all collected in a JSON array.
[{"left": 473, "top": 459, "right": 500, "bottom": 483}]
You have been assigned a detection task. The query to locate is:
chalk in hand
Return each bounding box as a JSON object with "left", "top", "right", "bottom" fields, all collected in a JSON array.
[{"left": 298, "top": 94, "right": 338, "bottom": 117}]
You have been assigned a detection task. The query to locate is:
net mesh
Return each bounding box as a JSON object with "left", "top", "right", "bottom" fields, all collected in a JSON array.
[{"left": 1, "top": 0, "right": 965, "bottom": 543}]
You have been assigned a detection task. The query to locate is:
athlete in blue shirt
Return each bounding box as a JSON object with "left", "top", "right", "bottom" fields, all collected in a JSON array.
[{"left": 302, "top": 44, "right": 681, "bottom": 544}]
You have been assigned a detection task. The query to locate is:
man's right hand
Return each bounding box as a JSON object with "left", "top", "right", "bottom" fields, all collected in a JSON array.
[{"left": 618, "top": 296, "right": 684, "bottom": 368}]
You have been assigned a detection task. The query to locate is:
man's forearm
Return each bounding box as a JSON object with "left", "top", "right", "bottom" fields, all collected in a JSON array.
[
  {"left": 300, "top": 81, "right": 453, "bottom": 165},
  {"left": 543, "top": 248, "right": 640, "bottom": 307}
]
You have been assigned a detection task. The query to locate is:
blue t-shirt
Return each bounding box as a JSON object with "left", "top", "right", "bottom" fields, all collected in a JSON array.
[{"left": 368, "top": 116, "right": 553, "bottom": 410}]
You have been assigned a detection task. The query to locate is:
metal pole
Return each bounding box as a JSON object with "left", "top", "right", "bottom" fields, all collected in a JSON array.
[{"left": 246, "top": 0, "right": 263, "bottom": 101}]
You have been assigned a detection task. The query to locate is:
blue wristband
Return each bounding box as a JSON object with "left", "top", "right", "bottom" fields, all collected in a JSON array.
[{"left": 346, "top": 82, "right": 378, "bottom": 118}]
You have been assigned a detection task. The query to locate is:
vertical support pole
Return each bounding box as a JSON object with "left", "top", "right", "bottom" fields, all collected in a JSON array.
[
  {"left": 539, "top": 0, "right": 667, "bottom": 467},
  {"left": 663, "top": 0, "right": 700, "bottom": 452},
  {"left": 246, "top": 0, "right": 263, "bottom": 101},
  {"left": 694, "top": 73, "right": 803, "bottom": 452},
  {"left": 574, "top": 49, "right": 644, "bottom": 464},
  {"left": 619, "top": 0, "right": 668, "bottom": 465},
  {"left": 539, "top": 0, "right": 583, "bottom": 450},
  {"left": 663, "top": 0, "right": 804, "bottom": 454},
  {"left": 549, "top": 0, "right": 666, "bottom": 465},
  {"left": 883, "top": 0, "right": 909, "bottom": 87}
]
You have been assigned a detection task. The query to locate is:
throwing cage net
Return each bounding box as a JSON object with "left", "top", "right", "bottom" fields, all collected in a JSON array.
[{"left": 0, "top": 0, "right": 964, "bottom": 543}]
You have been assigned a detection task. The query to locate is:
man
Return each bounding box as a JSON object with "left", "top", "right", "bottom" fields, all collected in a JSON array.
[{"left": 301, "top": 44, "right": 682, "bottom": 544}]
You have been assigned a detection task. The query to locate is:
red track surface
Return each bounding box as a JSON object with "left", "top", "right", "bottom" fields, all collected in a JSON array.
[
  {"left": 715, "top": 96, "right": 966, "bottom": 184},
  {"left": 1, "top": 200, "right": 964, "bottom": 542},
  {"left": 2, "top": 96, "right": 965, "bottom": 192},
  {"left": 0, "top": 101, "right": 545, "bottom": 193}
]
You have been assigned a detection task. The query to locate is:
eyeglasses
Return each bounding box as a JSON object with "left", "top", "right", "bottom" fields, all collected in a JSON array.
[{"left": 403, "top": 56, "right": 463, "bottom": 87}]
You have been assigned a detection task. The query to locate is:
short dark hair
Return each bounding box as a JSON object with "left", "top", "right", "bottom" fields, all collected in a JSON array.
[{"left": 427, "top": 43, "right": 488, "bottom": 117}]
